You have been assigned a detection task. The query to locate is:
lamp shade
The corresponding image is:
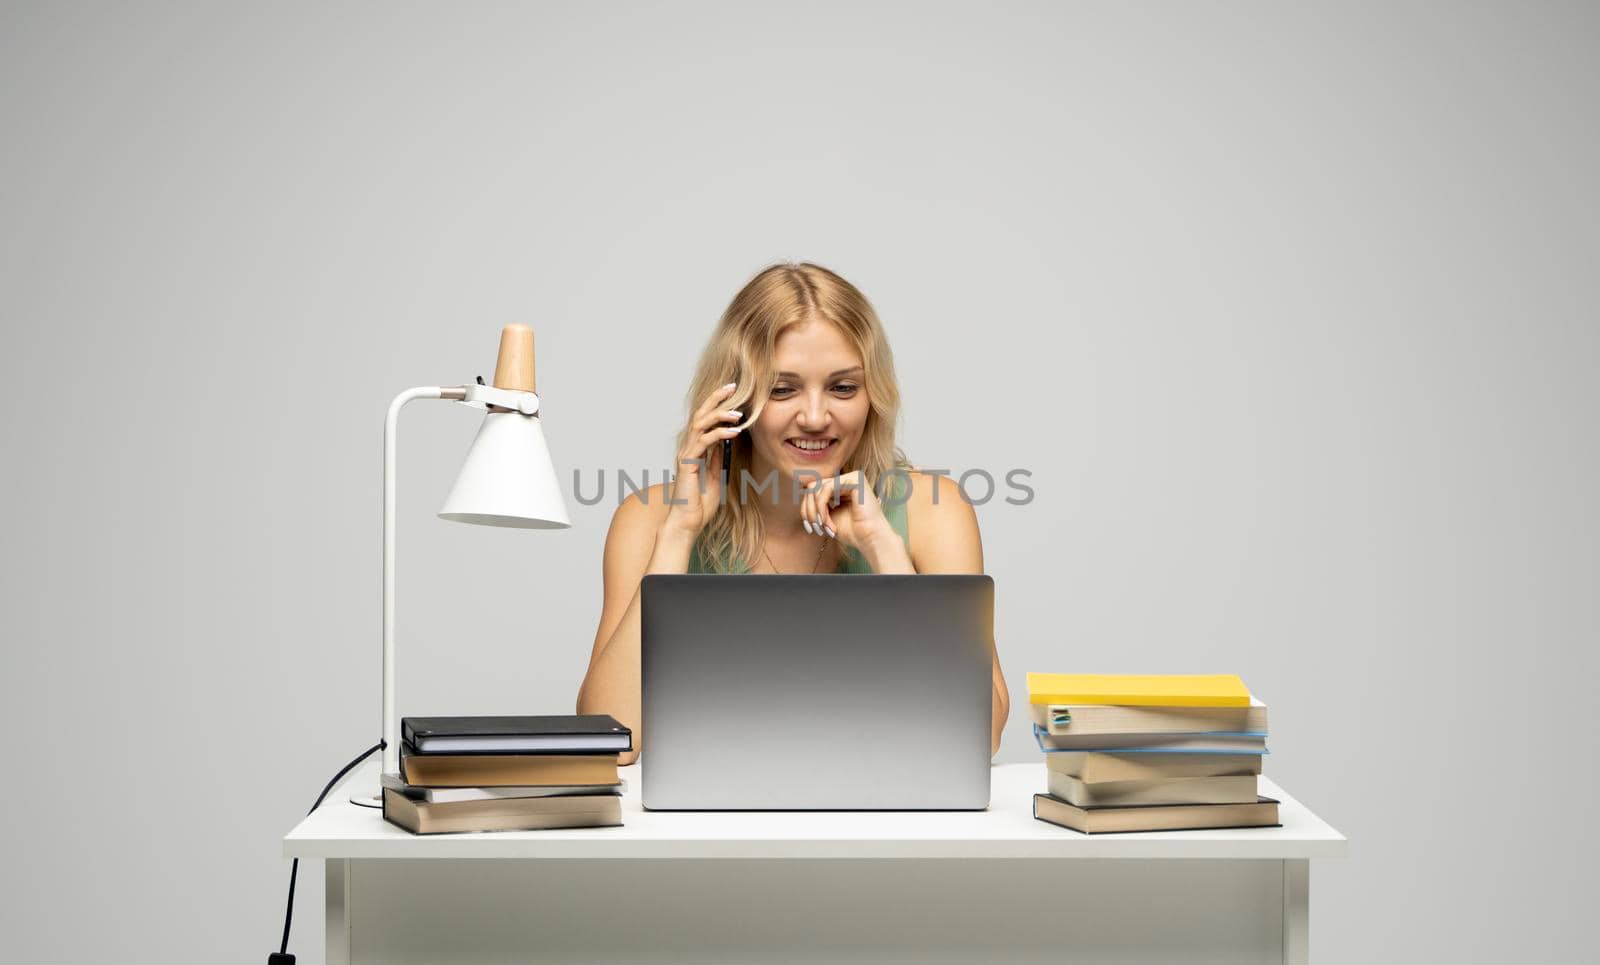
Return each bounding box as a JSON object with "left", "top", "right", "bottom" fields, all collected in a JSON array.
[{"left": 438, "top": 410, "right": 571, "bottom": 528}]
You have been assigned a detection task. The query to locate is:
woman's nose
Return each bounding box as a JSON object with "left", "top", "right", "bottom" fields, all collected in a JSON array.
[{"left": 797, "top": 390, "right": 831, "bottom": 429}]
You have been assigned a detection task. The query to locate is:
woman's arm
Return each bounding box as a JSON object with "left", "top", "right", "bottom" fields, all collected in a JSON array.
[
  {"left": 578, "top": 381, "right": 744, "bottom": 765},
  {"left": 904, "top": 472, "right": 1011, "bottom": 757},
  {"left": 576, "top": 485, "right": 686, "bottom": 766}
]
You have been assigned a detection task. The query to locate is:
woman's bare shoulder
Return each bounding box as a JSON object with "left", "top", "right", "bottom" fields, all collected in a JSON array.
[
  {"left": 901, "top": 469, "right": 982, "bottom": 571},
  {"left": 901, "top": 470, "right": 976, "bottom": 522},
  {"left": 609, "top": 483, "right": 673, "bottom": 535},
  {"left": 599, "top": 484, "right": 675, "bottom": 592}
]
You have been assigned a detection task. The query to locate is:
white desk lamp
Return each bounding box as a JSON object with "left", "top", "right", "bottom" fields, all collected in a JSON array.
[{"left": 351, "top": 324, "right": 571, "bottom": 807}]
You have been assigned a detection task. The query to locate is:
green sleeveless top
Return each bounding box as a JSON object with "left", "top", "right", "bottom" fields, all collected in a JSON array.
[{"left": 688, "top": 472, "right": 912, "bottom": 574}]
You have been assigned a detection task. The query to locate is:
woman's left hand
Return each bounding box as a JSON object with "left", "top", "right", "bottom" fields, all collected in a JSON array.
[{"left": 802, "top": 470, "right": 902, "bottom": 561}]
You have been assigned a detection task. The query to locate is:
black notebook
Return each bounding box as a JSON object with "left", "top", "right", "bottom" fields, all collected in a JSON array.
[{"left": 402, "top": 715, "right": 633, "bottom": 755}]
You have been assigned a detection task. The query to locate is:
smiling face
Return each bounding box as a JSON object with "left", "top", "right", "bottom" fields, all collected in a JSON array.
[{"left": 748, "top": 317, "right": 870, "bottom": 485}]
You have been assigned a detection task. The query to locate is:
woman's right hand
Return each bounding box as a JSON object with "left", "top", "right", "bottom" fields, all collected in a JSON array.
[{"left": 660, "top": 381, "right": 743, "bottom": 539}]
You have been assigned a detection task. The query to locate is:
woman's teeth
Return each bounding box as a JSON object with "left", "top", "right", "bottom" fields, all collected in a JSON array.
[{"left": 787, "top": 439, "right": 834, "bottom": 452}]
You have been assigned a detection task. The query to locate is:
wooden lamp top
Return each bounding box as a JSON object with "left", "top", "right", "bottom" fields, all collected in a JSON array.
[{"left": 493, "top": 324, "right": 536, "bottom": 394}]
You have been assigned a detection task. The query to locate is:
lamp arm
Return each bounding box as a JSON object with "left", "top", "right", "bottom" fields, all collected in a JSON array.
[{"left": 381, "top": 385, "right": 467, "bottom": 776}]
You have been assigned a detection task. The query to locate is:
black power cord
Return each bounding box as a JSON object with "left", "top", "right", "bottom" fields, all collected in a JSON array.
[{"left": 268, "top": 740, "right": 385, "bottom": 965}]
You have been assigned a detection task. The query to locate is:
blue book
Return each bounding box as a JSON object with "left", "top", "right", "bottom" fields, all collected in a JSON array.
[{"left": 1032, "top": 723, "right": 1269, "bottom": 755}]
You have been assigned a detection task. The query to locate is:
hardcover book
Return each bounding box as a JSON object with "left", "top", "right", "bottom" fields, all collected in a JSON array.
[
  {"left": 399, "top": 743, "right": 622, "bottom": 788},
  {"left": 383, "top": 788, "right": 623, "bottom": 834},
  {"left": 381, "top": 771, "right": 624, "bottom": 804},
  {"left": 1033, "top": 724, "right": 1268, "bottom": 754},
  {"left": 1026, "top": 673, "right": 1251, "bottom": 708},
  {"left": 402, "top": 714, "right": 632, "bottom": 754},
  {"left": 1044, "top": 751, "right": 1263, "bottom": 784},
  {"left": 1028, "top": 697, "right": 1268, "bottom": 737},
  {"left": 1046, "top": 771, "right": 1258, "bottom": 807},
  {"left": 1033, "top": 793, "right": 1281, "bottom": 834}
]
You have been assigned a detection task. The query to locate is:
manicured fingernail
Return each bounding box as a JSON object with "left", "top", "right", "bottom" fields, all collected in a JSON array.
[
  {"left": 727, "top": 410, "right": 742, "bottom": 420},
  {"left": 825, "top": 526, "right": 837, "bottom": 539},
  {"left": 723, "top": 382, "right": 737, "bottom": 390}
]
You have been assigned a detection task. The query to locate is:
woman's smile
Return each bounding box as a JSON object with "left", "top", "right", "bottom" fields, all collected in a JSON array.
[{"left": 784, "top": 436, "right": 838, "bottom": 460}]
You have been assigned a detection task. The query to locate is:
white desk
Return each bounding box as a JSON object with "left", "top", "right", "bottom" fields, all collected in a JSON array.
[{"left": 285, "top": 761, "right": 1346, "bottom": 964}]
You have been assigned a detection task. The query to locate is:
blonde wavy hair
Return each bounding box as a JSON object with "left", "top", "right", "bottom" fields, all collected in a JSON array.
[{"left": 677, "top": 262, "right": 911, "bottom": 572}]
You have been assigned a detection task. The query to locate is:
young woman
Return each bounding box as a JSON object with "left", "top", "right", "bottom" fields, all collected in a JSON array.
[{"left": 577, "top": 263, "right": 1008, "bottom": 765}]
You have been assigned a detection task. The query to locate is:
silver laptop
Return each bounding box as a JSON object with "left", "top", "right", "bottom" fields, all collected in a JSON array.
[{"left": 641, "top": 574, "right": 993, "bottom": 810}]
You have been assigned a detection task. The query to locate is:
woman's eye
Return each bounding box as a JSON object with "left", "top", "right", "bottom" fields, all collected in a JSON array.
[{"left": 770, "top": 384, "right": 858, "bottom": 398}]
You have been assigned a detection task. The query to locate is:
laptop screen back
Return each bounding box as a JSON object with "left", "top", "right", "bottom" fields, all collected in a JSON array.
[{"left": 641, "top": 574, "right": 993, "bottom": 810}]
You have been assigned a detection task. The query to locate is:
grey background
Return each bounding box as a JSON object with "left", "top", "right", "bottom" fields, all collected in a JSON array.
[{"left": 1, "top": 1, "right": 1595, "bottom": 962}]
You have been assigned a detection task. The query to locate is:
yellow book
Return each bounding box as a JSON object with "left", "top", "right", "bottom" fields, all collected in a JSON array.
[{"left": 1026, "top": 673, "right": 1250, "bottom": 708}]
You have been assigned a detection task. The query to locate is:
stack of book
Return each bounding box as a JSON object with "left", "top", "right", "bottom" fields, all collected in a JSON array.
[
  {"left": 382, "top": 714, "right": 632, "bottom": 835},
  {"left": 1026, "top": 673, "right": 1282, "bottom": 834}
]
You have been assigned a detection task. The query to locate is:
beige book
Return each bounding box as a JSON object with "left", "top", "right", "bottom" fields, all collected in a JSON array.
[
  {"left": 400, "top": 752, "right": 620, "bottom": 788},
  {"left": 382, "top": 788, "right": 623, "bottom": 834},
  {"left": 1045, "top": 751, "right": 1262, "bottom": 784},
  {"left": 1033, "top": 793, "right": 1280, "bottom": 834},
  {"left": 1030, "top": 697, "right": 1268, "bottom": 736},
  {"left": 1047, "top": 770, "right": 1258, "bottom": 807}
]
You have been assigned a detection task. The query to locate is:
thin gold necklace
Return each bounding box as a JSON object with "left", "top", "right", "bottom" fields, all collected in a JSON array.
[{"left": 762, "top": 535, "right": 833, "bottom": 574}]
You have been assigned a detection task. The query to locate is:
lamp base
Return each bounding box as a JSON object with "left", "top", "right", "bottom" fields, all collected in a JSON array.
[{"left": 347, "top": 761, "right": 391, "bottom": 808}]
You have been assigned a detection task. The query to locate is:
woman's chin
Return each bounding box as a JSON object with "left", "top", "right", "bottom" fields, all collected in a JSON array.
[{"left": 783, "top": 454, "right": 841, "bottom": 476}]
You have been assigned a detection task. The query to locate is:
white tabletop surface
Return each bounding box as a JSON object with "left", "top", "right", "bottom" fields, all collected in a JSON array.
[{"left": 284, "top": 761, "right": 1346, "bottom": 860}]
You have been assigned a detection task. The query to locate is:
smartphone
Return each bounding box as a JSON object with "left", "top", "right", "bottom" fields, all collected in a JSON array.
[
  {"left": 721, "top": 377, "right": 738, "bottom": 495},
  {"left": 722, "top": 436, "right": 733, "bottom": 498}
]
